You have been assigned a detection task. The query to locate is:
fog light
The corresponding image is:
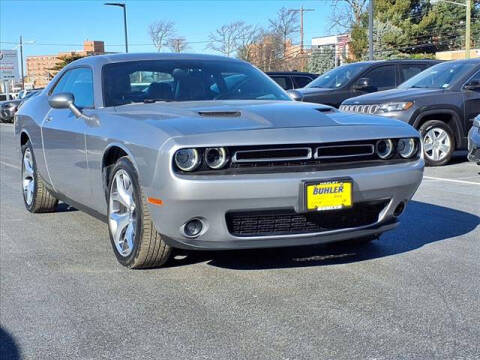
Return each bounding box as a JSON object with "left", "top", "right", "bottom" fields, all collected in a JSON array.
[{"left": 184, "top": 219, "right": 203, "bottom": 237}]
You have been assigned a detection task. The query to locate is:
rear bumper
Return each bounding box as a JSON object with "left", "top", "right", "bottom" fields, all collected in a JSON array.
[
  {"left": 467, "top": 126, "right": 480, "bottom": 163},
  {"left": 146, "top": 159, "right": 424, "bottom": 250}
]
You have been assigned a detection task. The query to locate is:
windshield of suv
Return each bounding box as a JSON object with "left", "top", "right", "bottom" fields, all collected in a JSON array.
[
  {"left": 305, "top": 63, "right": 368, "bottom": 89},
  {"left": 102, "top": 59, "right": 290, "bottom": 106},
  {"left": 398, "top": 62, "right": 477, "bottom": 89}
]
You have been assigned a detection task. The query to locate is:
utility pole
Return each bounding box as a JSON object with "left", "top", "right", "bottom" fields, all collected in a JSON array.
[
  {"left": 368, "top": 0, "right": 374, "bottom": 60},
  {"left": 20, "top": 35, "right": 24, "bottom": 90},
  {"left": 104, "top": 2, "right": 128, "bottom": 53},
  {"left": 289, "top": 5, "right": 315, "bottom": 53},
  {"left": 466, "top": 0, "right": 471, "bottom": 58}
]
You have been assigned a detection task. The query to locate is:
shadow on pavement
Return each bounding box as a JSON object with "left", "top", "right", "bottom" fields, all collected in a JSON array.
[
  {"left": 0, "top": 327, "right": 21, "bottom": 360},
  {"left": 167, "top": 200, "right": 479, "bottom": 270}
]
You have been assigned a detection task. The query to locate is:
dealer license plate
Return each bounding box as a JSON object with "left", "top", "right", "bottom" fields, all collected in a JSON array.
[{"left": 305, "top": 180, "right": 353, "bottom": 211}]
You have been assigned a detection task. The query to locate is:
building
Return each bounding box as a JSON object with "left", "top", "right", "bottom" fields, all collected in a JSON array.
[
  {"left": 435, "top": 49, "right": 480, "bottom": 60},
  {"left": 26, "top": 40, "right": 106, "bottom": 88},
  {"left": 311, "top": 34, "right": 352, "bottom": 66}
]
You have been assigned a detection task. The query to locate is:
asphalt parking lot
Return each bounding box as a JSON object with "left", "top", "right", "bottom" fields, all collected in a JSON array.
[{"left": 0, "top": 123, "right": 479, "bottom": 360}]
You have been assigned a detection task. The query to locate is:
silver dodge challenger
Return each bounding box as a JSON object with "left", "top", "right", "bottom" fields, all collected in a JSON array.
[{"left": 15, "top": 53, "right": 424, "bottom": 268}]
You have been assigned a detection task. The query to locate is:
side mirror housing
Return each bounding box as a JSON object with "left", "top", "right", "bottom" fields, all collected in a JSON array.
[
  {"left": 353, "top": 77, "right": 374, "bottom": 91},
  {"left": 48, "top": 92, "right": 83, "bottom": 118},
  {"left": 287, "top": 89, "right": 304, "bottom": 102},
  {"left": 464, "top": 80, "right": 480, "bottom": 91},
  {"left": 474, "top": 114, "right": 480, "bottom": 128}
]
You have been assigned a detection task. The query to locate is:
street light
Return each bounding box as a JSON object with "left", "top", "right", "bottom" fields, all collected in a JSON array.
[
  {"left": 431, "top": 0, "right": 472, "bottom": 59},
  {"left": 104, "top": 2, "right": 129, "bottom": 53}
]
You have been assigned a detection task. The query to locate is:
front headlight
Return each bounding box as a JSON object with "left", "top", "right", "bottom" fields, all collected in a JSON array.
[
  {"left": 205, "top": 147, "right": 229, "bottom": 169},
  {"left": 397, "top": 138, "right": 417, "bottom": 158},
  {"left": 174, "top": 148, "right": 201, "bottom": 172},
  {"left": 375, "top": 139, "right": 394, "bottom": 159},
  {"left": 377, "top": 102, "right": 413, "bottom": 113}
]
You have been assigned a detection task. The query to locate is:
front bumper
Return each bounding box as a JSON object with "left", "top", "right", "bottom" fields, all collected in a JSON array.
[
  {"left": 467, "top": 126, "right": 480, "bottom": 163},
  {"left": 145, "top": 159, "right": 424, "bottom": 250}
]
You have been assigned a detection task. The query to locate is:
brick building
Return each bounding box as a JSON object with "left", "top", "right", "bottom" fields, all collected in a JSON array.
[{"left": 26, "top": 40, "right": 105, "bottom": 88}]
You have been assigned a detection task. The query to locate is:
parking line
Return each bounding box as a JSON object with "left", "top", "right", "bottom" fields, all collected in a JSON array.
[
  {"left": 424, "top": 176, "right": 480, "bottom": 186},
  {"left": 0, "top": 161, "right": 20, "bottom": 170}
]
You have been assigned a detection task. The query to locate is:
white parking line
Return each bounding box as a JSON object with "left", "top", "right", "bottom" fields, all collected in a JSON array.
[
  {"left": 0, "top": 161, "right": 20, "bottom": 170},
  {"left": 424, "top": 176, "right": 480, "bottom": 186}
]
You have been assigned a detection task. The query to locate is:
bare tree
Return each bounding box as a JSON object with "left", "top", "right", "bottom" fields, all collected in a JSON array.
[
  {"left": 330, "top": 0, "right": 369, "bottom": 31},
  {"left": 149, "top": 20, "right": 176, "bottom": 51},
  {"left": 207, "top": 21, "right": 245, "bottom": 57},
  {"left": 168, "top": 37, "right": 188, "bottom": 53},
  {"left": 236, "top": 24, "right": 262, "bottom": 61},
  {"left": 269, "top": 7, "right": 300, "bottom": 55}
]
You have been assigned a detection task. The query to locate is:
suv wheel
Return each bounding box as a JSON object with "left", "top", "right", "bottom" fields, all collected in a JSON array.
[{"left": 419, "top": 120, "right": 455, "bottom": 166}]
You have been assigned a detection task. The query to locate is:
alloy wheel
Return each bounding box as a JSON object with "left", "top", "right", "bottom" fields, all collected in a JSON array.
[
  {"left": 108, "top": 170, "right": 137, "bottom": 257},
  {"left": 423, "top": 127, "right": 451, "bottom": 162},
  {"left": 22, "top": 148, "right": 35, "bottom": 206}
]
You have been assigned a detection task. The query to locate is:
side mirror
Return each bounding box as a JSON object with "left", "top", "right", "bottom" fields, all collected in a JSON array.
[
  {"left": 464, "top": 80, "right": 480, "bottom": 91},
  {"left": 353, "top": 77, "right": 373, "bottom": 91},
  {"left": 474, "top": 114, "right": 480, "bottom": 128},
  {"left": 48, "top": 92, "right": 83, "bottom": 118},
  {"left": 287, "top": 89, "right": 304, "bottom": 101}
]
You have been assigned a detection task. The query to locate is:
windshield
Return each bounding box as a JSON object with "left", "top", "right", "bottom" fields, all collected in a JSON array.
[
  {"left": 399, "top": 62, "right": 477, "bottom": 89},
  {"left": 305, "top": 63, "right": 368, "bottom": 89},
  {"left": 102, "top": 59, "right": 290, "bottom": 107}
]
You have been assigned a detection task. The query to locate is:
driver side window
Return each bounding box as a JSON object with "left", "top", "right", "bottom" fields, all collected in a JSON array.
[{"left": 52, "top": 68, "right": 94, "bottom": 108}]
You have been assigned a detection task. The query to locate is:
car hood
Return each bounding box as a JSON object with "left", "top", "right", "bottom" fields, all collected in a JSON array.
[
  {"left": 112, "top": 100, "right": 410, "bottom": 137},
  {"left": 342, "top": 88, "right": 444, "bottom": 105}
]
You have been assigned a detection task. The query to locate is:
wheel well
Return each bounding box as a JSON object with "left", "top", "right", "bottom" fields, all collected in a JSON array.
[
  {"left": 102, "top": 146, "right": 128, "bottom": 197},
  {"left": 20, "top": 132, "right": 29, "bottom": 146},
  {"left": 415, "top": 113, "right": 461, "bottom": 148}
]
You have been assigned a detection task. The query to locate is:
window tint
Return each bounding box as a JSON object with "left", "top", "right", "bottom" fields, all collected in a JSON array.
[
  {"left": 102, "top": 60, "right": 290, "bottom": 106},
  {"left": 399, "top": 62, "right": 477, "bottom": 89},
  {"left": 400, "top": 64, "right": 427, "bottom": 83},
  {"left": 364, "top": 65, "right": 396, "bottom": 90},
  {"left": 52, "top": 68, "right": 94, "bottom": 108},
  {"left": 292, "top": 76, "right": 313, "bottom": 88},
  {"left": 271, "top": 76, "right": 293, "bottom": 90}
]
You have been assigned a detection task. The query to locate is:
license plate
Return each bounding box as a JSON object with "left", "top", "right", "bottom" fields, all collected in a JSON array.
[{"left": 305, "top": 180, "right": 353, "bottom": 211}]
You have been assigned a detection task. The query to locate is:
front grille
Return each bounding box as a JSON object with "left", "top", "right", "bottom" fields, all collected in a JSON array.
[
  {"left": 340, "top": 104, "right": 379, "bottom": 114},
  {"left": 233, "top": 147, "right": 312, "bottom": 162},
  {"left": 226, "top": 200, "right": 388, "bottom": 237}
]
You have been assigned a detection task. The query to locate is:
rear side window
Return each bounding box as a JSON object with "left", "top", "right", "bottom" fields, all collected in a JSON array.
[
  {"left": 400, "top": 64, "right": 427, "bottom": 83},
  {"left": 52, "top": 67, "right": 94, "bottom": 108},
  {"left": 364, "top": 65, "right": 396, "bottom": 90},
  {"left": 271, "top": 76, "right": 293, "bottom": 90},
  {"left": 293, "top": 76, "right": 313, "bottom": 88}
]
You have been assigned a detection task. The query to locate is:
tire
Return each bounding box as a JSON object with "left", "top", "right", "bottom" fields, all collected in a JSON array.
[
  {"left": 419, "top": 120, "right": 455, "bottom": 166},
  {"left": 21, "top": 141, "right": 58, "bottom": 213},
  {"left": 107, "top": 157, "right": 172, "bottom": 269}
]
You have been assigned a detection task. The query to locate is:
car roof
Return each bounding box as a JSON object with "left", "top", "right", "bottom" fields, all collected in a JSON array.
[
  {"left": 68, "top": 52, "right": 244, "bottom": 68},
  {"left": 266, "top": 71, "right": 317, "bottom": 76}
]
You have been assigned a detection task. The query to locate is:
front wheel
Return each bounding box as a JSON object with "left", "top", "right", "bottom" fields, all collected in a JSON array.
[
  {"left": 107, "top": 157, "right": 172, "bottom": 268},
  {"left": 419, "top": 120, "right": 455, "bottom": 166}
]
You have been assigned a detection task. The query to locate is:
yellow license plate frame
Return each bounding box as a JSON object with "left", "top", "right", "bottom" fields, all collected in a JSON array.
[{"left": 305, "top": 179, "right": 353, "bottom": 211}]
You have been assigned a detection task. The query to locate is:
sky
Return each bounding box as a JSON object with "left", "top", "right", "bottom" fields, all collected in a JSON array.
[{"left": 1, "top": 0, "right": 335, "bottom": 60}]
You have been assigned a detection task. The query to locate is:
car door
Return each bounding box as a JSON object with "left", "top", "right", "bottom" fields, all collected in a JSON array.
[
  {"left": 463, "top": 69, "right": 480, "bottom": 133},
  {"left": 42, "top": 67, "right": 94, "bottom": 204}
]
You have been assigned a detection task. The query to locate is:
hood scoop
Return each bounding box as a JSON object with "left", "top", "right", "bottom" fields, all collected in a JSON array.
[
  {"left": 316, "top": 107, "right": 335, "bottom": 113},
  {"left": 198, "top": 111, "right": 241, "bottom": 118}
]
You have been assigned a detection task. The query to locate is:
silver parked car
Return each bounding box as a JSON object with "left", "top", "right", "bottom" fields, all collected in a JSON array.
[
  {"left": 15, "top": 53, "right": 424, "bottom": 268},
  {"left": 468, "top": 115, "right": 480, "bottom": 164}
]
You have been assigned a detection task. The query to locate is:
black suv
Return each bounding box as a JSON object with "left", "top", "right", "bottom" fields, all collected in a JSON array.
[
  {"left": 266, "top": 71, "right": 318, "bottom": 90},
  {"left": 289, "top": 60, "right": 440, "bottom": 108},
  {"left": 341, "top": 59, "right": 480, "bottom": 166}
]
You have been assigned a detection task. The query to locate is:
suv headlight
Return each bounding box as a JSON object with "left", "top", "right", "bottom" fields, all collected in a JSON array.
[
  {"left": 377, "top": 102, "right": 413, "bottom": 113},
  {"left": 174, "top": 148, "right": 201, "bottom": 172}
]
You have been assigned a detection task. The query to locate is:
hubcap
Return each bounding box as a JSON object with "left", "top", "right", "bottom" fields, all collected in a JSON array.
[
  {"left": 423, "top": 127, "right": 451, "bottom": 162},
  {"left": 22, "top": 148, "right": 35, "bottom": 206},
  {"left": 108, "top": 170, "right": 137, "bottom": 257}
]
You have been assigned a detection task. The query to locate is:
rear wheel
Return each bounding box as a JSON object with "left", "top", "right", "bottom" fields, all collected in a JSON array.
[
  {"left": 419, "top": 120, "right": 455, "bottom": 166},
  {"left": 107, "top": 157, "right": 172, "bottom": 268},
  {"left": 21, "top": 141, "right": 58, "bottom": 213}
]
